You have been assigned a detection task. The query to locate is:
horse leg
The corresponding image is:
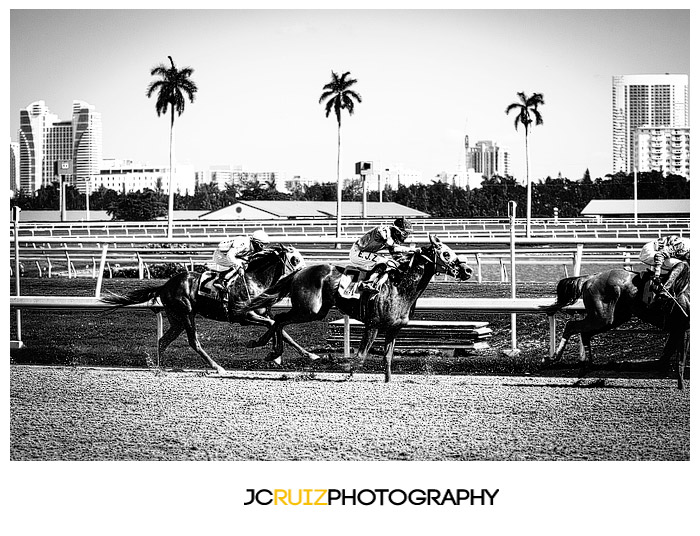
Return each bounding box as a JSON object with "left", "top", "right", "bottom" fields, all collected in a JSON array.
[
  {"left": 244, "top": 311, "right": 320, "bottom": 361},
  {"left": 382, "top": 328, "right": 400, "bottom": 383},
  {"left": 347, "top": 326, "right": 379, "bottom": 378},
  {"left": 182, "top": 314, "right": 226, "bottom": 375},
  {"left": 677, "top": 330, "right": 689, "bottom": 390},
  {"left": 578, "top": 332, "right": 596, "bottom": 373},
  {"left": 157, "top": 319, "right": 185, "bottom": 368},
  {"left": 659, "top": 329, "right": 687, "bottom": 389}
]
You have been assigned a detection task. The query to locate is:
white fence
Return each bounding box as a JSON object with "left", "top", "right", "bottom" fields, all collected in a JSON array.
[
  {"left": 9, "top": 217, "right": 691, "bottom": 240},
  {"left": 10, "top": 235, "right": 661, "bottom": 283}
]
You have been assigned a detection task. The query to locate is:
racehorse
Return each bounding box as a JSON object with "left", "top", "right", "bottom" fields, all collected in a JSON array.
[
  {"left": 542, "top": 264, "right": 689, "bottom": 389},
  {"left": 234, "top": 235, "right": 473, "bottom": 382},
  {"left": 101, "top": 244, "right": 315, "bottom": 374}
]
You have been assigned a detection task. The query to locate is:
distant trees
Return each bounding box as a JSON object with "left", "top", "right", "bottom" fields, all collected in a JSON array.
[
  {"left": 10, "top": 170, "right": 689, "bottom": 221},
  {"left": 107, "top": 189, "right": 167, "bottom": 221}
]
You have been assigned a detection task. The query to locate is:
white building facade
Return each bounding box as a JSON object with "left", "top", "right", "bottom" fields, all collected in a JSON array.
[
  {"left": 612, "top": 74, "right": 689, "bottom": 175},
  {"left": 97, "top": 159, "right": 196, "bottom": 195},
  {"left": 634, "top": 127, "right": 690, "bottom": 178}
]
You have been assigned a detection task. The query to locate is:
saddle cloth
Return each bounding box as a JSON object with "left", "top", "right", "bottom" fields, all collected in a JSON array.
[
  {"left": 197, "top": 270, "right": 238, "bottom": 298},
  {"left": 338, "top": 267, "right": 369, "bottom": 299}
]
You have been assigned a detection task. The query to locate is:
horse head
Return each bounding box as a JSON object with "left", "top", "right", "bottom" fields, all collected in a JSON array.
[
  {"left": 422, "top": 234, "right": 473, "bottom": 281},
  {"left": 249, "top": 244, "right": 306, "bottom": 275},
  {"left": 280, "top": 244, "right": 306, "bottom": 274}
]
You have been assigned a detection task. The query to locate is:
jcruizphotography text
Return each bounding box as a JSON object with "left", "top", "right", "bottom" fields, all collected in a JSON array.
[{"left": 244, "top": 488, "right": 499, "bottom": 506}]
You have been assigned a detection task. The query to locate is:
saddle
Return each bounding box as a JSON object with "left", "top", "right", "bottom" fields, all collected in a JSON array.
[{"left": 337, "top": 261, "right": 404, "bottom": 300}]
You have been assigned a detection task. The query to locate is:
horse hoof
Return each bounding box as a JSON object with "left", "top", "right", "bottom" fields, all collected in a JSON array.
[
  {"left": 265, "top": 352, "right": 282, "bottom": 363},
  {"left": 308, "top": 353, "right": 321, "bottom": 361}
]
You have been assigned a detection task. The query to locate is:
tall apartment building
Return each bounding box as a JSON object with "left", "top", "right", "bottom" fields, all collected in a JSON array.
[
  {"left": 10, "top": 140, "right": 20, "bottom": 193},
  {"left": 635, "top": 126, "right": 690, "bottom": 178},
  {"left": 612, "top": 74, "right": 689, "bottom": 176},
  {"left": 16, "top": 100, "right": 102, "bottom": 194},
  {"left": 464, "top": 136, "right": 510, "bottom": 179}
]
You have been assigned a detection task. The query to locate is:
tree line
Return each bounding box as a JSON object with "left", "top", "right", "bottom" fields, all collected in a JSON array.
[{"left": 10, "top": 169, "right": 689, "bottom": 221}]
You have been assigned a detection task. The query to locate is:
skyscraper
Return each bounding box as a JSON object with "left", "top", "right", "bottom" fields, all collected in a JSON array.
[
  {"left": 72, "top": 100, "right": 103, "bottom": 192},
  {"left": 9, "top": 140, "right": 20, "bottom": 194},
  {"left": 612, "top": 74, "right": 689, "bottom": 175},
  {"left": 465, "top": 136, "right": 510, "bottom": 179},
  {"left": 17, "top": 100, "right": 102, "bottom": 194}
]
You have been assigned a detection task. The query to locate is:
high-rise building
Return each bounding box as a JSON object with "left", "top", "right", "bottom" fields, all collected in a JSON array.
[
  {"left": 10, "top": 140, "right": 20, "bottom": 194},
  {"left": 635, "top": 126, "right": 690, "bottom": 178},
  {"left": 612, "top": 74, "right": 689, "bottom": 175},
  {"left": 16, "top": 100, "right": 102, "bottom": 194},
  {"left": 71, "top": 100, "right": 103, "bottom": 192},
  {"left": 465, "top": 136, "right": 510, "bottom": 179},
  {"left": 18, "top": 100, "right": 58, "bottom": 193}
]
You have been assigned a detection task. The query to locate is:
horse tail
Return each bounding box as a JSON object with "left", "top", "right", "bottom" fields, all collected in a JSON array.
[
  {"left": 234, "top": 271, "right": 297, "bottom": 314},
  {"left": 100, "top": 285, "right": 163, "bottom": 310},
  {"left": 542, "top": 276, "right": 588, "bottom": 313}
]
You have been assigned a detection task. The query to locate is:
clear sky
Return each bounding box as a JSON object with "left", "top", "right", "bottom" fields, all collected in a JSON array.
[{"left": 9, "top": 7, "right": 690, "bottom": 185}]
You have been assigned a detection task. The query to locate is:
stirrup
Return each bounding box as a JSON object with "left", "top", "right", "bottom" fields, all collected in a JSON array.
[{"left": 361, "top": 282, "right": 380, "bottom": 295}]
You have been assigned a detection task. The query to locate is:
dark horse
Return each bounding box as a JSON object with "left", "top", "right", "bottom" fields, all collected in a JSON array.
[
  {"left": 101, "top": 244, "right": 317, "bottom": 374},
  {"left": 543, "top": 264, "right": 690, "bottom": 389},
  {"left": 235, "top": 235, "right": 473, "bottom": 382}
]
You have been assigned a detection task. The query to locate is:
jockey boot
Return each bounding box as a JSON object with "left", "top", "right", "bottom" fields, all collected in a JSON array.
[
  {"left": 212, "top": 269, "right": 233, "bottom": 292},
  {"left": 359, "top": 271, "right": 388, "bottom": 296},
  {"left": 662, "top": 263, "right": 685, "bottom": 295},
  {"left": 358, "top": 266, "right": 386, "bottom": 295}
]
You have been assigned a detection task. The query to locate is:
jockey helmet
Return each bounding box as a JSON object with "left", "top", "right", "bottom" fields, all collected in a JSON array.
[
  {"left": 392, "top": 217, "right": 413, "bottom": 241},
  {"left": 251, "top": 230, "right": 271, "bottom": 246}
]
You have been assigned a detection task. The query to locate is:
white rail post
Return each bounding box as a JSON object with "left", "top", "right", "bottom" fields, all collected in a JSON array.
[
  {"left": 344, "top": 315, "right": 351, "bottom": 359},
  {"left": 95, "top": 244, "right": 109, "bottom": 297},
  {"left": 137, "top": 253, "right": 144, "bottom": 280},
  {"left": 12, "top": 207, "right": 24, "bottom": 348},
  {"left": 156, "top": 311, "right": 163, "bottom": 367},
  {"left": 475, "top": 253, "right": 482, "bottom": 283},
  {"left": 549, "top": 314, "right": 557, "bottom": 358},
  {"left": 573, "top": 243, "right": 584, "bottom": 276},
  {"left": 506, "top": 201, "right": 519, "bottom": 356}
]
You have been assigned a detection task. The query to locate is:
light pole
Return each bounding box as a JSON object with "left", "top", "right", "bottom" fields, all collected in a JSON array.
[{"left": 633, "top": 167, "right": 638, "bottom": 224}]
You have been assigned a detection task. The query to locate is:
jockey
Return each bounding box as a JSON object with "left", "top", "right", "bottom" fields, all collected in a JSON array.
[
  {"left": 211, "top": 229, "right": 271, "bottom": 291},
  {"left": 639, "top": 234, "right": 690, "bottom": 295},
  {"left": 350, "top": 217, "right": 415, "bottom": 294}
]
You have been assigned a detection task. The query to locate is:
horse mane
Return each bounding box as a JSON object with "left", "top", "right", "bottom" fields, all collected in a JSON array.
[{"left": 247, "top": 244, "right": 287, "bottom": 273}]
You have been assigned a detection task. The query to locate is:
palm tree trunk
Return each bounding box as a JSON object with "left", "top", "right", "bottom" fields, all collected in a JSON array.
[
  {"left": 336, "top": 124, "right": 341, "bottom": 241},
  {"left": 168, "top": 109, "right": 174, "bottom": 239},
  {"left": 525, "top": 130, "right": 531, "bottom": 238}
]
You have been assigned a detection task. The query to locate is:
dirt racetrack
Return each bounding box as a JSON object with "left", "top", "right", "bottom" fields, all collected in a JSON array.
[{"left": 10, "top": 365, "right": 690, "bottom": 461}]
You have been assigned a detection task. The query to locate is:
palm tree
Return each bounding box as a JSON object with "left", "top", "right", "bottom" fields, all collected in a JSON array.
[
  {"left": 146, "top": 55, "right": 198, "bottom": 238},
  {"left": 505, "top": 91, "right": 544, "bottom": 237},
  {"left": 319, "top": 71, "right": 362, "bottom": 238}
]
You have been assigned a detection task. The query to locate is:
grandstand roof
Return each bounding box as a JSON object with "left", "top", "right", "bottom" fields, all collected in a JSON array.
[
  {"left": 200, "top": 201, "right": 430, "bottom": 220},
  {"left": 581, "top": 199, "right": 690, "bottom": 217},
  {"left": 10, "top": 210, "right": 112, "bottom": 222}
]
